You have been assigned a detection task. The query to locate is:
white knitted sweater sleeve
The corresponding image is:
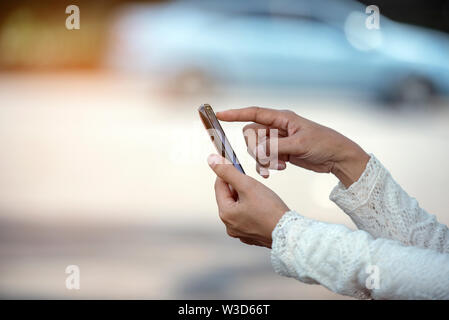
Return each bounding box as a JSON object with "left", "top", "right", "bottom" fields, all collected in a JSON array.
[
  {"left": 329, "top": 154, "right": 449, "bottom": 253},
  {"left": 270, "top": 211, "right": 449, "bottom": 299},
  {"left": 270, "top": 154, "right": 449, "bottom": 299}
]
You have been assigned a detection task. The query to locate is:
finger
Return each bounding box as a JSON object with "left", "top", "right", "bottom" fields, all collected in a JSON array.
[
  {"left": 226, "top": 227, "right": 239, "bottom": 238},
  {"left": 277, "top": 135, "right": 304, "bottom": 155},
  {"left": 243, "top": 123, "right": 268, "bottom": 154},
  {"left": 244, "top": 125, "right": 269, "bottom": 163},
  {"left": 256, "top": 135, "right": 302, "bottom": 165},
  {"left": 243, "top": 122, "right": 269, "bottom": 134},
  {"left": 243, "top": 123, "right": 288, "bottom": 144},
  {"left": 242, "top": 122, "right": 291, "bottom": 173},
  {"left": 243, "top": 127, "right": 290, "bottom": 162},
  {"left": 208, "top": 154, "right": 249, "bottom": 192},
  {"left": 256, "top": 160, "right": 286, "bottom": 178},
  {"left": 239, "top": 237, "right": 258, "bottom": 246},
  {"left": 256, "top": 163, "right": 270, "bottom": 179},
  {"left": 244, "top": 126, "right": 288, "bottom": 165},
  {"left": 216, "top": 107, "right": 294, "bottom": 130},
  {"left": 214, "top": 177, "right": 236, "bottom": 210},
  {"left": 269, "top": 160, "right": 287, "bottom": 170}
]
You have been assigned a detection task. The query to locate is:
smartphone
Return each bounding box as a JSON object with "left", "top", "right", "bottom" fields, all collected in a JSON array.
[{"left": 198, "top": 104, "right": 245, "bottom": 174}]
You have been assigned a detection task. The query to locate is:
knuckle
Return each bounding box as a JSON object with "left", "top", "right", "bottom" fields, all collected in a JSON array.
[
  {"left": 244, "top": 128, "right": 258, "bottom": 138},
  {"left": 226, "top": 228, "right": 238, "bottom": 238},
  {"left": 243, "top": 126, "right": 256, "bottom": 143},
  {"left": 218, "top": 209, "right": 229, "bottom": 222},
  {"left": 296, "top": 134, "right": 306, "bottom": 145},
  {"left": 251, "top": 106, "right": 262, "bottom": 120},
  {"left": 239, "top": 177, "right": 253, "bottom": 190},
  {"left": 282, "top": 109, "right": 297, "bottom": 118},
  {"left": 242, "top": 124, "right": 253, "bottom": 133},
  {"left": 220, "top": 209, "right": 240, "bottom": 227},
  {"left": 249, "top": 106, "right": 260, "bottom": 113},
  {"left": 220, "top": 208, "right": 238, "bottom": 224},
  {"left": 231, "top": 220, "right": 243, "bottom": 232},
  {"left": 214, "top": 163, "right": 225, "bottom": 176},
  {"left": 214, "top": 178, "right": 220, "bottom": 191}
]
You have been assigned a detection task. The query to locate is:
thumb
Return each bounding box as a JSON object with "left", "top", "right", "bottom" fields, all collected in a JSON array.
[
  {"left": 256, "top": 135, "right": 301, "bottom": 163},
  {"left": 277, "top": 135, "right": 303, "bottom": 155},
  {"left": 207, "top": 154, "right": 247, "bottom": 191}
]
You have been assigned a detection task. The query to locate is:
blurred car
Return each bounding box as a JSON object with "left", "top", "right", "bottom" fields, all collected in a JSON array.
[{"left": 106, "top": 0, "right": 449, "bottom": 105}]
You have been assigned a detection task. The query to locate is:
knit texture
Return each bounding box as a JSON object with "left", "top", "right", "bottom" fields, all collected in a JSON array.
[
  {"left": 330, "top": 155, "right": 449, "bottom": 253},
  {"left": 271, "top": 155, "right": 449, "bottom": 299}
]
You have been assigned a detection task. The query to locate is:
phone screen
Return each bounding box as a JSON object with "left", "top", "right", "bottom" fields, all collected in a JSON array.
[{"left": 198, "top": 104, "right": 245, "bottom": 174}]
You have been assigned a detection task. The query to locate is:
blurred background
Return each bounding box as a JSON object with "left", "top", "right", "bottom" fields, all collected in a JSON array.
[{"left": 1, "top": 0, "right": 449, "bottom": 299}]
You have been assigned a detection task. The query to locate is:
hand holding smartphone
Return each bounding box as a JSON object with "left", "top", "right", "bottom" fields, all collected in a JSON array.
[{"left": 198, "top": 104, "right": 245, "bottom": 174}]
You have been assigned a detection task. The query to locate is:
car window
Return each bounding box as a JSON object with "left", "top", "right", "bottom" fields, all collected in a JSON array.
[{"left": 220, "top": 14, "right": 359, "bottom": 61}]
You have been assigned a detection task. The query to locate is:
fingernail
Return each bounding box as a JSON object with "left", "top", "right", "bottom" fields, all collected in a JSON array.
[
  {"left": 277, "top": 162, "right": 286, "bottom": 170},
  {"left": 259, "top": 166, "right": 269, "bottom": 178},
  {"left": 207, "top": 154, "right": 220, "bottom": 167}
]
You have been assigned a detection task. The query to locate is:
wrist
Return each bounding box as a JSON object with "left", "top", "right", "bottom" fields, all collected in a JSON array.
[
  {"left": 332, "top": 145, "right": 370, "bottom": 188},
  {"left": 267, "top": 206, "right": 290, "bottom": 248}
]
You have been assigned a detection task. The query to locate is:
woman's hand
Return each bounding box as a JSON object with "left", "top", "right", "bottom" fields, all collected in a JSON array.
[
  {"left": 208, "top": 154, "right": 289, "bottom": 248},
  {"left": 217, "top": 107, "right": 370, "bottom": 188}
]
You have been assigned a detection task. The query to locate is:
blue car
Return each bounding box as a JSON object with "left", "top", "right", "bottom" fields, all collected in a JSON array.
[{"left": 107, "top": 0, "right": 449, "bottom": 104}]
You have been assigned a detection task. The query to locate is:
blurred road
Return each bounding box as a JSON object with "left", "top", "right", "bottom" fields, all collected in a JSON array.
[{"left": 0, "top": 72, "right": 448, "bottom": 299}]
